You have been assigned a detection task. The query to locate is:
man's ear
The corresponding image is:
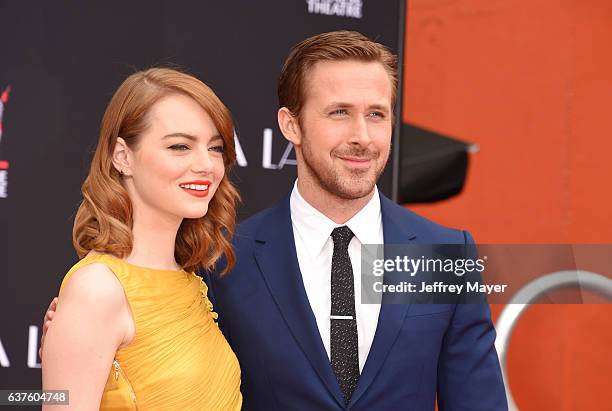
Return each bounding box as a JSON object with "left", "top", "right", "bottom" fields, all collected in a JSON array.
[
  {"left": 112, "top": 137, "right": 133, "bottom": 177},
  {"left": 277, "top": 107, "right": 302, "bottom": 146}
]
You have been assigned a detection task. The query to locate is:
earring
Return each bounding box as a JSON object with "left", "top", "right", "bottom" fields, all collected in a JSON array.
[{"left": 119, "top": 169, "right": 124, "bottom": 176}]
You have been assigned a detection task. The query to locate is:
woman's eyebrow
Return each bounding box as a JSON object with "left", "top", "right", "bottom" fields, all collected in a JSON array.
[{"left": 162, "top": 132, "right": 197, "bottom": 141}]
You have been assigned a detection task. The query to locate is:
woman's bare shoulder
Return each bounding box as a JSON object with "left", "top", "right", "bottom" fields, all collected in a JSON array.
[{"left": 60, "top": 261, "right": 126, "bottom": 313}]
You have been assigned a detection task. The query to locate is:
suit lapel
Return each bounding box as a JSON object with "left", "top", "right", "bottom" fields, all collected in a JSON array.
[
  {"left": 253, "top": 196, "right": 345, "bottom": 408},
  {"left": 349, "top": 195, "right": 417, "bottom": 407}
]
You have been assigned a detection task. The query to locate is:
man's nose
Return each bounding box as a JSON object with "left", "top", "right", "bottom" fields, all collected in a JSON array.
[{"left": 348, "top": 116, "right": 372, "bottom": 146}]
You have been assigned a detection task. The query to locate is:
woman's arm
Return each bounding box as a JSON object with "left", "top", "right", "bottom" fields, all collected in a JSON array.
[{"left": 42, "top": 263, "right": 133, "bottom": 410}]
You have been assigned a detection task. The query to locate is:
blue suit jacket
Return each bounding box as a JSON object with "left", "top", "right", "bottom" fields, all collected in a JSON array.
[{"left": 208, "top": 193, "right": 507, "bottom": 410}]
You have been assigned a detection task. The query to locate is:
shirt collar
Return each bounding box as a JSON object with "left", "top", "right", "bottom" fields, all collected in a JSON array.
[{"left": 290, "top": 180, "right": 382, "bottom": 262}]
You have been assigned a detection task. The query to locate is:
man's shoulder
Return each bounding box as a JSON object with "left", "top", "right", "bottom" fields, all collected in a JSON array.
[
  {"left": 232, "top": 197, "right": 288, "bottom": 248},
  {"left": 236, "top": 203, "right": 280, "bottom": 236},
  {"left": 379, "top": 194, "right": 471, "bottom": 244}
]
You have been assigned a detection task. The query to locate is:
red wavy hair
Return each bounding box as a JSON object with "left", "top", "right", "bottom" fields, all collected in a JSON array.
[{"left": 73, "top": 68, "right": 239, "bottom": 274}]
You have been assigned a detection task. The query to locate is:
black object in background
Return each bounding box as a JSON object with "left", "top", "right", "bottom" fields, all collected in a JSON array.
[{"left": 398, "top": 123, "right": 474, "bottom": 204}]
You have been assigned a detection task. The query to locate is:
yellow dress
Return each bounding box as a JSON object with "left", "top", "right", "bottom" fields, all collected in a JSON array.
[{"left": 60, "top": 253, "right": 242, "bottom": 410}]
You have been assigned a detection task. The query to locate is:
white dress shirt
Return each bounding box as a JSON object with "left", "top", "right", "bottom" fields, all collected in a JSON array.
[{"left": 290, "top": 181, "right": 383, "bottom": 372}]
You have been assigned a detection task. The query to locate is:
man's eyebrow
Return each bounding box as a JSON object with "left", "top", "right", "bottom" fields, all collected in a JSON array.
[
  {"left": 368, "top": 104, "right": 391, "bottom": 113},
  {"left": 324, "top": 102, "right": 353, "bottom": 110},
  {"left": 323, "top": 102, "right": 391, "bottom": 113}
]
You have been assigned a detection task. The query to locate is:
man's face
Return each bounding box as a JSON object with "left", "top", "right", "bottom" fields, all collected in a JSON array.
[{"left": 296, "top": 59, "right": 393, "bottom": 200}]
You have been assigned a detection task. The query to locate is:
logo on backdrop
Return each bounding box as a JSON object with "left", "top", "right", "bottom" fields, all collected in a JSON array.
[
  {"left": 306, "top": 0, "right": 363, "bottom": 18},
  {"left": 0, "top": 84, "right": 11, "bottom": 199},
  {"left": 0, "top": 326, "right": 42, "bottom": 368},
  {"left": 261, "top": 128, "right": 297, "bottom": 170},
  {"left": 235, "top": 127, "right": 297, "bottom": 170}
]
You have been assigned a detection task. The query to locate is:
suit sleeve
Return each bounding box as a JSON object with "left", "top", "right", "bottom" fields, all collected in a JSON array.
[{"left": 436, "top": 231, "right": 508, "bottom": 411}]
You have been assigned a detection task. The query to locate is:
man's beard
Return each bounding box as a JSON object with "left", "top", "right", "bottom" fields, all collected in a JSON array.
[{"left": 300, "top": 134, "right": 388, "bottom": 200}]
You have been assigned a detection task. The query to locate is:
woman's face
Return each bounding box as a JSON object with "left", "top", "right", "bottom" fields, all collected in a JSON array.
[{"left": 121, "top": 94, "right": 226, "bottom": 223}]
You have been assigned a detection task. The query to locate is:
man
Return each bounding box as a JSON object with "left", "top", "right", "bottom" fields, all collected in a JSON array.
[
  {"left": 42, "top": 31, "right": 507, "bottom": 410},
  {"left": 207, "top": 31, "right": 507, "bottom": 410}
]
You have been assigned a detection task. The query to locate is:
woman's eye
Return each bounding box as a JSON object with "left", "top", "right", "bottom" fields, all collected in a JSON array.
[
  {"left": 209, "top": 145, "right": 226, "bottom": 153},
  {"left": 169, "top": 144, "right": 189, "bottom": 151}
]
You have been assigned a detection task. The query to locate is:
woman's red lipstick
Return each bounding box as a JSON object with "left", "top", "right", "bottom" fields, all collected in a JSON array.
[{"left": 179, "top": 180, "right": 212, "bottom": 198}]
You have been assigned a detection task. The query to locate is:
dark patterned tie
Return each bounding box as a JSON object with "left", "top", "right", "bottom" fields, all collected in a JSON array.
[{"left": 330, "top": 226, "right": 360, "bottom": 403}]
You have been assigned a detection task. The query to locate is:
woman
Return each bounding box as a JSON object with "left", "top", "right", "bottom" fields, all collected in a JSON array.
[{"left": 42, "top": 68, "right": 242, "bottom": 410}]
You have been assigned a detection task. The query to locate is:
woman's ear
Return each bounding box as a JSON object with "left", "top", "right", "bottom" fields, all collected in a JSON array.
[
  {"left": 112, "top": 137, "right": 132, "bottom": 177},
  {"left": 277, "top": 107, "right": 302, "bottom": 147}
]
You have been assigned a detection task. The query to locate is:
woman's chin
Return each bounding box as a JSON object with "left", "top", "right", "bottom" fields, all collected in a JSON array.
[{"left": 180, "top": 206, "right": 209, "bottom": 220}]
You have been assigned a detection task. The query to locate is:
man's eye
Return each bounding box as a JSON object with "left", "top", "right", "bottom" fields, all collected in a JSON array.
[
  {"left": 331, "top": 109, "right": 349, "bottom": 116},
  {"left": 368, "top": 111, "right": 385, "bottom": 118},
  {"left": 209, "top": 145, "right": 226, "bottom": 153},
  {"left": 169, "top": 144, "right": 189, "bottom": 151}
]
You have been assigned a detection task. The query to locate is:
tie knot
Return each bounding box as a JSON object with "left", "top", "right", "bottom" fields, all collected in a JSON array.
[{"left": 331, "top": 226, "right": 354, "bottom": 249}]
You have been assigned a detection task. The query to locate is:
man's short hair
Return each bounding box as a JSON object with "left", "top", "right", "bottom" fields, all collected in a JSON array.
[{"left": 278, "top": 30, "right": 398, "bottom": 118}]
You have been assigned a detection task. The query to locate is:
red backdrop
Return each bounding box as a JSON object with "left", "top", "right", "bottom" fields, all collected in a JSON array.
[{"left": 402, "top": 0, "right": 612, "bottom": 409}]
